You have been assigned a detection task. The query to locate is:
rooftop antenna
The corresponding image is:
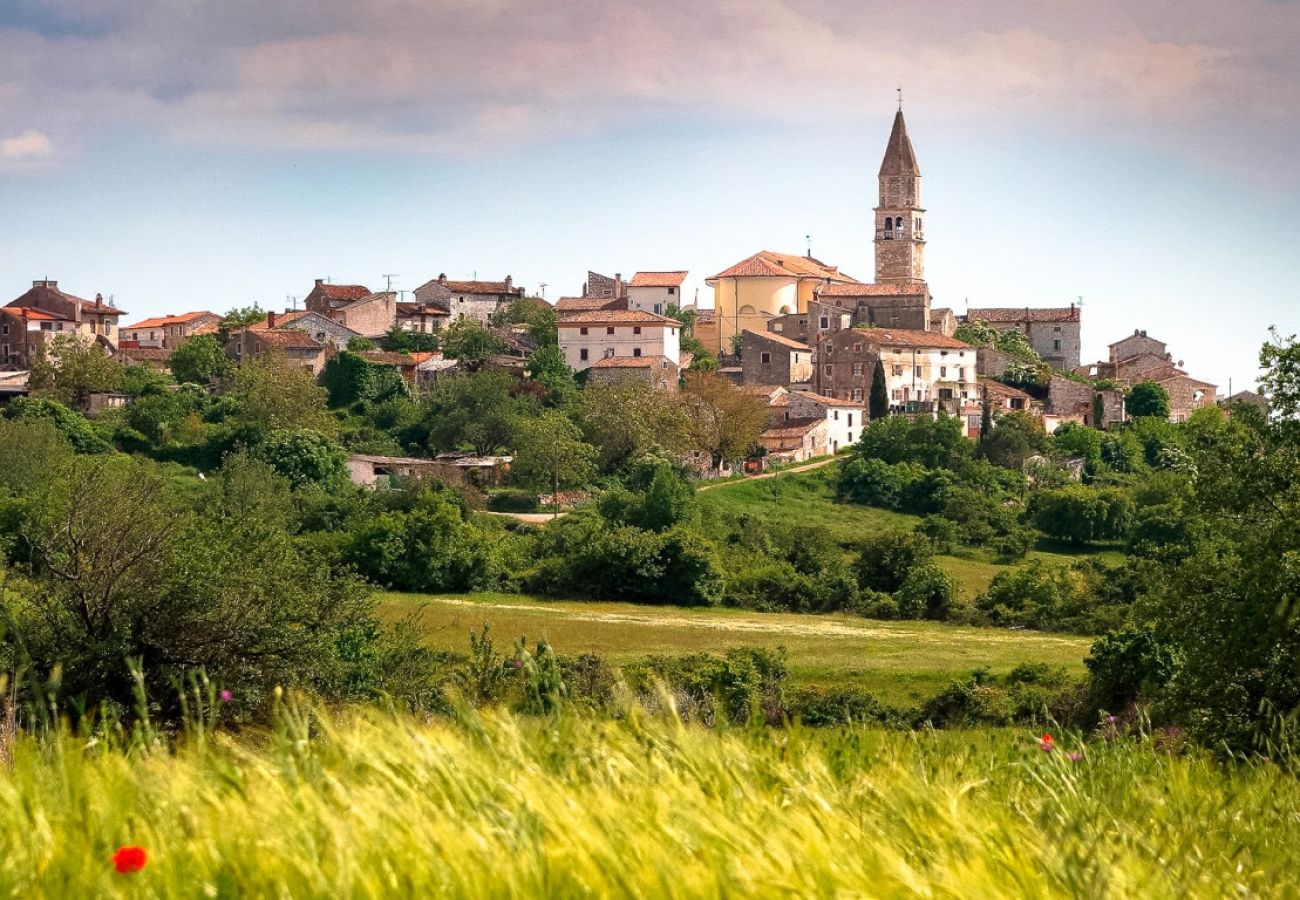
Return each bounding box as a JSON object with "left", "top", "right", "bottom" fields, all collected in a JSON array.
[
  {"left": 287, "top": 294, "right": 300, "bottom": 310},
  {"left": 382, "top": 273, "right": 400, "bottom": 292},
  {"left": 538, "top": 281, "right": 548, "bottom": 299},
  {"left": 806, "top": 234, "right": 812, "bottom": 257},
  {"left": 398, "top": 289, "right": 409, "bottom": 301}
]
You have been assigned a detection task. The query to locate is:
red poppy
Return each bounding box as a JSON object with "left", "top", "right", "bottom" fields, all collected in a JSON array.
[
  {"left": 1038, "top": 733, "right": 1055, "bottom": 752},
  {"left": 111, "top": 846, "right": 148, "bottom": 874}
]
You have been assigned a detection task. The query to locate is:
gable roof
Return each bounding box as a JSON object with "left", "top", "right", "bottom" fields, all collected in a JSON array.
[
  {"left": 557, "top": 310, "right": 679, "bottom": 326},
  {"left": 589, "top": 355, "right": 676, "bottom": 369},
  {"left": 743, "top": 329, "right": 810, "bottom": 352},
  {"left": 879, "top": 109, "right": 921, "bottom": 177},
  {"left": 123, "top": 311, "right": 218, "bottom": 330},
  {"left": 708, "top": 251, "right": 860, "bottom": 283},
  {"left": 255, "top": 329, "right": 324, "bottom": 350},
  {"left": 790, "top": 390, "right": 862, "bottom": 408},
  {"left": 7, "top": 281, "right": 128, "bottom": 317},
  {"left": 967, "top": 307, "right": 1079, "bottom": 324},
  {"left": 556, "top": 296, "right": 626, "bottom": 313},
  {"left": 629, "top": 271, "right": 688, "bottom": 288},
  {"left": 817, "top": 282, "right": 929, "bottom": 298},
  {"left": 854, "top": 328, "right": 972, "bottom": 350},
  {"left": 313, "top": 283, "right": 371, "bottom": 304},
  {"left": 762, "top": 417, "right": 824, "bottom": 438},
  {"left": 977, "top": 377, "right": 1033, "bottom": 401},
  {"left": 396, "top": 301, "right": 450, "bottom": 318},
  {"left": 359, "top": 350, "right": 417, "bottom": 367}
]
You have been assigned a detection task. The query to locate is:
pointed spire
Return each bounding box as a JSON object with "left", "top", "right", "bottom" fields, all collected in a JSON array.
[{"left": 878, "top": 109, "right": 920, "bottom": 177}]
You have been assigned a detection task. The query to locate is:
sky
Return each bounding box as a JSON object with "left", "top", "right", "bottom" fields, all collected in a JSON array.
[{"left": 2, "top": 0, "right": 1299, "bottom": 391}]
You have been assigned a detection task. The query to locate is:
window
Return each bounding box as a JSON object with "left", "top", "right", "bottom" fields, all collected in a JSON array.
[
  {"left": 1053, "top": 339, "right": 1062, "bottom": 351},
  {"left": 605, "top": 348, "right": 615, "bottom": 358},
  {"left": 914, "top": 366, "right": 922, "bottom": 377},
  {"left": 824, "top": 365, "right": 832, "bottom": 377},
  {"left": 606, "top": 326, "right": 615, "bottom": 335},
  {"left": 580, "top": 326, "right": 588, "bottom": 335},
  {"left": 852, "top": 388, "right": 862, "bottom": 401},
  {"left": 633, "top": 347, "right": 642, "bottom": 357},
  {"left": 847, "top": 432, "right": 853, "bottom": 443},
  {"left": 633, "top": 326, "right": 642, "bottom": 334},
  {"left": 653, "top": 304, "right": 662, "bottom": 315},
  {"left": 853, "top": 343, "right": 861, "bottom": 353},
  {"left": 892, "top": 389, "right": 902, "bottom": 400},
  {"left": 1053, "top": 326, "right": 1062, "bottom": 332},
  {"left": 852, "top": 362, "right": 862, "bottom": 376},
  {"left": 833, "top": 410, "right": 839, "bottom": 420},
  {"left": 940, "top": 366, "right": 947, "bottom": 377},
  {"left": 819, "top": 316, "right": 829, "bottom": 329},
  {"left": 1, "top": 324, "right": 6, "bottom": 335},
  {"left": 847, "top": 413, "right": 854, "bottom": 427},
  {"left": 883, "top": 218, "right": 893, "bottom": 239},
  {"left": 760, "top": 351, "right": 771, "bottom": 364},
  {"left": 892, "top": 364, "right": 903, "bottom": 376}
]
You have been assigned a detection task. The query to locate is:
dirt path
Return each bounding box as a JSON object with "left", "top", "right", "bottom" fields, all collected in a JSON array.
[
  {"left": 486, "top": 454, "right": 843, "bottom": 521},
  {"left": 696, "top": 454, "right": 842, "bottom": 492}
]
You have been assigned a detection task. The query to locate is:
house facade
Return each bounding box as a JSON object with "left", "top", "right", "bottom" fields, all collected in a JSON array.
[
  {"left": 413, "top": 274, "right": 525, "bottom": 326},
  {"left": 759, "top": 418, "right": 830, "bottom": 464},
  {"left": 226, "top": 328, "right": 330, "bottom": 374},
  {"left": 741, "top": 329, "right": 812, "bottom": 387},
  {"left": 585, "top": 355, "right": 680, "bottom": 391},
  {"left": 850, "top": 328, "right": 976, "bottom": 412},
  {"left": 787, "top": 391, "right": 865, "bottom": 452},
  {"left": 557, "top": 310, "right": 680, "bottom": 372},
  {"left": 261, "top": 310, "right": 361, "bottom": 349},
  {"left": 965, "top": 305, "right": 1082, "bottom": 370},
  {"left": 811, "top": 328, "right": 883, "bottom": 404},
  {"left": 121, "top": 311, "right": 221, "bottom": 349},
  {"left": 627, "top": 271, "right": 687, "bottom": 316},
  {"left": 2, "top": 280, "right": 127, "bottom": 367}
]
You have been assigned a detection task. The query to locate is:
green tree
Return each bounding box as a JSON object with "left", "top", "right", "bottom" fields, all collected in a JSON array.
[
  {"left": 423, "top": 372, "right": 528, "bottom": 456},
  {"left": 1127, "top": 381, "right": 1171, "bottom": 419},
  {"left": 169, "top": 334, "right": 231, "bottom": 385},
  {"left": 220, "top": 304, "right": 267, "bottom": 333},
  {"left": 978, "top": 410, "right": 1048, "bottom": 470},
  {"left": 869, "top": 358, "right": 889, "bottom": 421},
  {"left": 29, "top": 335, "right": 124, "bottom": 409},
  {"left": 442, "top": 318, "right": 506, "bottom": 371},
  {"left": 4, "top": 397, "right": 114, "bottom": 454},
  {"left": 895, "top": 563, "right": 957, "bottom": 620},
  {"left": 580, "top": 381, "right": 693, "bottom": 471},
  {"left": 524, "top": 344, "right": 577, "bottom": 402},
  {"left": 347, "top": 336, "right": 377, "bottom": 352},
  {"left": 853, "top": 412, "right": 971, "bottom": 470},
  {"left": 383, "top": 324, "right": 440, "bottom": 353},
  {"left": 953, "top": 319, "right": 998, "bottom": 348},
  {"left": 227, "top": 351, "right": 335, "bottom": 436},
  {"left": 320, "top": 352, "right": 409, "bottom": 408},
  {"left": 1260, "top": 326, "right": 1299, "bottom": 421},
  {"left": 1027, "top": 484, "right": 1133, "bottom": 545},
  {"left": 256, "top": 428, "right": 348, "bottom": 489},
  {"left": 512, "top": 411, "right": 597, "bottom": 511},
  {"left": 496, "top": 297, "right": 558, "bottom": 346}
]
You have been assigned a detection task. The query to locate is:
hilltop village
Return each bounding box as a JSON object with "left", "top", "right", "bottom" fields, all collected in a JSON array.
[{"left": 0, "top": 109, "right": 1234, "bottom": 482}]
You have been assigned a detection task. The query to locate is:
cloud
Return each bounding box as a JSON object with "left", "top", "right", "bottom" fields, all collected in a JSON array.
[
  {"left": 0, "top": 0, "right": 1296, "bottom": 183},
  {"left": 0, "top": 129, "right": 53, "bottom": 171}
]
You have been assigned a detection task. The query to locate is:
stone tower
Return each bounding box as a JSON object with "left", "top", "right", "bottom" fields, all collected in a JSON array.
[{"left": 874, "top": 110, "right": 925, "bottom": 284}]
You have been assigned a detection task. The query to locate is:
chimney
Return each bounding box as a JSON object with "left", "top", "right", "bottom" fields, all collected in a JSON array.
[
  {"left": 438, "top": 273, "right": 447, "bottom": 285},
  {"left": 504, "top": 275, "right": 512, "bottom": 289},
  {"left": 267, "top": 311, "right": 277, "bottom": 328},
  {"left": 315, "top": 278, "right": 324, "bottom": 286},
  {"left": 32, "top": 279, "right": 57, "bottom": 290}
]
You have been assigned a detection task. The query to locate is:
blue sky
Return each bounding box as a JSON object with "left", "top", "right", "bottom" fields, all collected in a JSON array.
[{"left": 3, "top": 0, "right": 1299, "bottom": 390}]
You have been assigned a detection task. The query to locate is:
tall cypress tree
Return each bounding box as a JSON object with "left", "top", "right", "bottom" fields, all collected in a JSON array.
[{"left": 869, "top": 358, "right": 889, "bottom": 421}]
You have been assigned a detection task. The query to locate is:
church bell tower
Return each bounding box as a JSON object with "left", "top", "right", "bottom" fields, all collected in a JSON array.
[{"left": 874, "top": 109, "right": 925, "bottom": 284}]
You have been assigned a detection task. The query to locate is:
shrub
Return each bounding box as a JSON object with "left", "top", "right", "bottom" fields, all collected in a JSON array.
[
  {"left": 256, "top": 428, "right": 348, "bottom": 489},
  {"left": 851, "top": 529, "right": 934, "bottom": 594},
  {"left": 1085, "top": 627, "right": 1176, "bottom": 712},
  {"left": 1028, "top": 484, "right": 1133, "bottom": 545},
  {"left": 894, "top": 563, "right": 957, "bottom": 621}
]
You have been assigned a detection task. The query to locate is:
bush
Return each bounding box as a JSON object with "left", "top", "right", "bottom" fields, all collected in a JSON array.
[
  {"left": 1085, "top": 627, "right": 1176, "bottom": 712},
  {"left": 1028, "top": 484, "right": 1133, "bottom": 545},
  {"left": 488, "top": 489, "right": 540, "bottom": 513},
  {"left": 256, "top": 428, "right": 348, "bottom": 489},
  {"left": 5, "top": 397, "right": 114, "bottom": 454},
  {"left": 894, "top": 563, "right": 957, "bottom": 621},
  {"left": 852, "top": 413, "right": 971, "bottom": 470},
  {"left": 916, "top": 515, "right": 959, "bottom": 553},
  {"left": 852, "top": 529, "right": 934, "bottom": 594}
]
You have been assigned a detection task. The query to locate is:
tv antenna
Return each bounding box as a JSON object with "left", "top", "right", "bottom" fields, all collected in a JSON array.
[
  {"left": 382, "top": 273, "right": 400, "bottom": 292},
  {"left": 806, "top": 234, "right": 812, "bottom": 257},
  {"left": 286, "top": 294, "right": 300, "bottom": 310},
  {"left": 538, "top": 281, "right": 548, "bottom": 299}
]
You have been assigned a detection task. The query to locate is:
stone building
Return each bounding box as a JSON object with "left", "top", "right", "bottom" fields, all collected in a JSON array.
[
  {"left": 787, "top": 391, "right": 865, "bottom": 452},
  {"left": 413, "top": 274, "right": 525, "bottom": 326},
  {"left": 849, "top": 328, "right": 976, "bottom": 412},
  {"left": 226, "top": 327, "right": 330, "bottom": 375},
  {"left": 627, "top": 271, "right": 687, "bottom": 316},
  {"left": 121, "top": 311, "right": 221, "bottom": 349},
  {"left": 585, "top": 355, "right": 680, "bottom": 391},
  {"left": 810, "top": 328, "right": 881, "bottom": 405},
  {"left": 741, "top": 329, "right": 812, "bottom": 387},
  {"left": 815, "top": 281, "right": 931, "bottom": 331},
  {"left": 965, "top": 306, "right": 1082, "bottom": 370},
  {"left": 2, "top": 280, "right": 127, "bottom": 368},
  {"left": 303, "top": 280, "right": 399, "bottom": 338},
  {"left": 582, "top": 271, "right": 626, "bottom": 301},
  {"left": 557, "top": 309, "right": 680, "bottom": 372}
]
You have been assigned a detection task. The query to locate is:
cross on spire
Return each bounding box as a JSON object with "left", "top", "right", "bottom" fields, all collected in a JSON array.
[{"left": 897, "top": 85, "right": 903, "bottom": 111}]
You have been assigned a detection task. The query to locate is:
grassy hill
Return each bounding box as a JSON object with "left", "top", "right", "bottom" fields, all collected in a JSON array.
[
  {"left": 379, "top": 592, "right": 1090, "bottom": 705},
  {"left": 696, "top": 463, "right": 1122, "bottom": 601}
]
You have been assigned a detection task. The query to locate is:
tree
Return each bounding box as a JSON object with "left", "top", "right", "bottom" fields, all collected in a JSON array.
[
  {"left": 680, "top": 372, "right": 768, "bottom": 469},
  {"left": 580, "top": 381, "right": 693, "bottom": 471},
  {"left": 1027, "top": 484, "right": 1133, "bottom": 545},
  {"left": 4, "top": 397, "right": 114, "bottom": 454},
  {"left": 442, "top": 318, "right": 506, "bottom": 371},
  {"left": 256, "top": 428, "right": 348, "bottom": 489},
  {"left": 28, "top": 335, "right": 124, "bottom": 409},
  {"left": 347, "top": 336, "right": 377, "bottom": 352},
  {"left": 220, "top": 304, "right": 267, "bottom": 332},
  {"left": 169, "top": 334, "right": 230, "bottom": 385},
  {"left": 383, "top": 324, "right": 440, "bottom": 353},
  {"left": 1259, "top": 327, "right": 1299, "bottom": 421},
  {"left": 496, "top": 297, "right": 558, "bottom": 346},
  {"left": 512, "top": 411, "right": 597, "bottom": 512},
  {"left": 953, "top": 319, "right": 999, "bottom": 348},
  {"left": 853, "top": 413, "right": 971, "bottom": 470},
  {"left": 978, "top": 410, "right": 1048, "bottom": 470},
  {"left": 1126, "top": 381, "right": 1171, "bottom": 419},
  {"left": 227, "top": 351, "right": 335, "bottom": 436},
  {"left": 524, "top": 344, "right": 577, "bottom": 402},
  {"left": 320, "top": 352, "right": 409, "bottom": 408},
  {"left": 423, "top": 372, "right": 528, "bottom": 456},
  {"left": 869, "top": 359, "right": 889, "bottom": 421}
]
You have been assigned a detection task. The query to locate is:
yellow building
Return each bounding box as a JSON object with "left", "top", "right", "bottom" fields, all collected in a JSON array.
[{"left": 704, "top": 251, "right": 860, "bottom": 355}]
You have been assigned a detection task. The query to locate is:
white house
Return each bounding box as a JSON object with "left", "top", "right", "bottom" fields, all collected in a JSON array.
[
  {"left": 557, "top": 309, "right": 680, "bottom": 372},
  {"left": 786, "top": 391, "right": 865, "bottom": 453},
  {"left": 854, "top": 329, "right": 976, "bottom": 411},
  {"left": 627, "top": 271, "right": 688, "bottom": 316}
]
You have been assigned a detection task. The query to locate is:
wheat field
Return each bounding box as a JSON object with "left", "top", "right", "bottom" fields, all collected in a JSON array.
[{"left": 0, "top": 700, "right": 1297, "bottom": 898}]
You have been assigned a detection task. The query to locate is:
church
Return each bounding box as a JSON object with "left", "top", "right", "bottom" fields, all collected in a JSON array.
[{"left": 704, "top": 108, "right": 945, "bottom": 355}]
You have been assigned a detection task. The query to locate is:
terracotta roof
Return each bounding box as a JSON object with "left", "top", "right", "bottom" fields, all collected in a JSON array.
[
  {"left": 339, "top": 291, "right": 396, "bottom": 310},
  {"left": 396, "top": 302, "right": 449, "bottom": 317},
  {"left": 589, "top": 355, "right": 676, "bottom": 369},
  {"left": 315, "top": 284, "right": 371, "bottom": 303},
  {"left": 817, "top": 282, "right": 929, "bottom": 297},
  {"left": 556, "top": 296, "right": 626, "bottom": 313},
  {"left": 6, "top": 306, "right": 61, "bottom": 321},
  {"left": 932, "top": 307, "right": 954, "bottom": 319},
  {"left": 967, "top": 307, "right": 1080, "bottom": 324},
  {"left": 694, "top": 309, "right": 716, "bottom": 323},
  {"left": 879, "top": 110, "right": 920, "bottom": 177},
  {"left": 762, "top": 417, "right": 824, "bottom": 438},
  {"left": 359, "top": 351, "right": 416, "bottom": 367},
  {"left": 557, "top": 310, "right": 679, "bottom": 326},
  {"left": 256, "top": 330, "right": 324, "bottom": 350},
  {"left": 708, "top": 251, "right": 860, "bottom": 283},
  {"left": 790, "top": 390, "right": 862, "bottom": 408},
  {"left": 977, "top": 377, "right": 1033, "bottom": 400},
  {"left": 443, "top": 280, "right": 516, "bottom": 295},
  {"left": 1109, "top": 332, "right": 1164, "bottom": 349},
  {"left": 7, "top": 283, "right": 127, "bottom": 317},
  {"left": 124, "top": 311, "right": 217, "bottom": 330},
  {"left": 854, "top": 328, "right": 972, "bottom": 351},
  {"left": 629, "top": 271, "right": 688, "bottom": 288},
  {"left": 743, "top": 329, "right": 810, "bottom": 352}
]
